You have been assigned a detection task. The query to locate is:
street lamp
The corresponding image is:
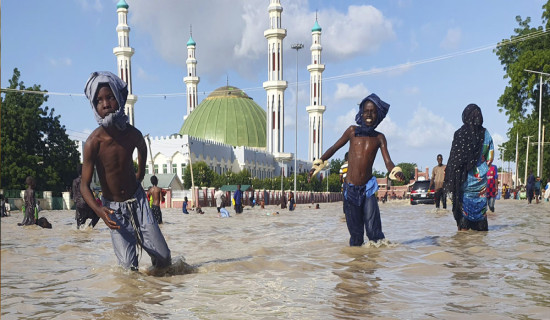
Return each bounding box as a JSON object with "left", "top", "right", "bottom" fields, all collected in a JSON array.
[
  {"left": 524, "top": 69, "right": 549, "bottom": 177},
  {"left": 183, "top": 142, "right": 195, "bottom": 208},
  {"left": 291, "top": 42, "right": 303, "bottom": 196},
  {"left": 523, "top": 135, "right": 534, "bottom": 184},
  {"left": 515, "top": 132, "right": 519, "bottom": 188}
]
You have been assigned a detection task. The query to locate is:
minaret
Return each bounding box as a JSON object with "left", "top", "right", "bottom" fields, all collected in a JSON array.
[
  {"left": 113, "top": 0, "right": 137, "bottom": 126},
  {"left": 184, "top": 29, "right": 200, "bottom": 120},
  {"left": 306, "top": 19, "right": 326, "bottom": 161},
  {"left": 263, "top": 0, "right": 288, "bottom": 155}
]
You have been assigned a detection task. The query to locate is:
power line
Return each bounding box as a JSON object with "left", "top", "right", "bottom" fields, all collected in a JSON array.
[{"left": 1, "top": 28, "right": 548, "bottom": 98}]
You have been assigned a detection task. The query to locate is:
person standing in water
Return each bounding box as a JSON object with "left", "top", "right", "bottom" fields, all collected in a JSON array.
[
  {"left": 445, "top": 104, "right": 494, "bottom": 231},
  {"left": 430, "top": 154, "right": 447, "bottom": 209},
  {"left": 309, "top": 93, "right": 404, "bottom": 246},
  {"left": 18, "top": 176, "right": 37, "bottom": 226},
  {"left": 148, "top": 175, "right": 164, "bottom": 224},
  {"left": 81, "top": 71, "right": 171, "bottom": 270}
]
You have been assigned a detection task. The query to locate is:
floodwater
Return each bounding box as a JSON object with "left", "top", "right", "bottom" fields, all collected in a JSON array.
[{"left": 1, "top": 199, "right": 549, "bottom": 319}]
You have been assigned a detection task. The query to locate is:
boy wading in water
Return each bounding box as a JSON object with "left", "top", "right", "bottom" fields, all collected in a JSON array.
[
  {"left": 309, "top": 93, "right": 404, "bottom": 246},
  {"left": 81, "top": 71, "right": 171, "bottom": 270},
  {"left": 148, "top": 175, "right": 164, "bottom": 224}
]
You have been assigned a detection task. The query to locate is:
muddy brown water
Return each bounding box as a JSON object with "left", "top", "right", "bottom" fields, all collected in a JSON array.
[{"left": 1, "top": 200, "right": 549, "bottom": 319}]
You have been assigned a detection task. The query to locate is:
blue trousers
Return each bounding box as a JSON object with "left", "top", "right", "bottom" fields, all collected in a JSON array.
[{"left": 344, "top": 181, "right": 385, "bottom": 246}]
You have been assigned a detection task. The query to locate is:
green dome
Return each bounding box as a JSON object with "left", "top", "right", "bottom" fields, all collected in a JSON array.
[
  {"left": 117, "top": 0, "right": 129, "bottom": 9},
  {"left": 179, "top": 86, "right": 266, "bottom": 148},
  {"left": 187, "top": 36, "right": 196, "bottom": 46}
]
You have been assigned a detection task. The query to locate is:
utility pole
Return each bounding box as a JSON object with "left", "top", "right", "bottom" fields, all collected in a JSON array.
[
  {"left": 524, "top": 69, "right": 549, "bottom": 177},
  {"left": 144, "top": 134, "right": 154, "bottom": 174},
  {"left": 291, "top": 43, "right": 303, "bottom": 196},
  {"left": 524, "top": 135, "right": 534, "bottom": 184},
  {"left": 183, "top": 142, "right": 195, "bottom": 208},
  {"left": 515, "top": 132, "right": 519, "bottom": 188}
]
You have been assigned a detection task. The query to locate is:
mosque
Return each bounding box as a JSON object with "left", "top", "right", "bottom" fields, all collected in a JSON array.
[{"left": 112, "top": 0, "right": 327, "bottom": 185}]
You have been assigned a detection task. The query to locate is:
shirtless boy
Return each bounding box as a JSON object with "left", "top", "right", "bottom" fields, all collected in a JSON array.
[
  {"left": 309, "top": 93, "right": 404, "bottom": 246},
  {"left": 148, "top": 175, "right": 164, "bottom": 224},
  {"left": 81, "top": 71, "right": 171, "bottom": 270}
]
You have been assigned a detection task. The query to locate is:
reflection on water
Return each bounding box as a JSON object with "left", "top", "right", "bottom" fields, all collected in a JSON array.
[
  {"left": 332, "top": 248, "right": 382, "bottom": 319},
  {"left": 1, "top": 200, "right": 549, "bottom": 319}
]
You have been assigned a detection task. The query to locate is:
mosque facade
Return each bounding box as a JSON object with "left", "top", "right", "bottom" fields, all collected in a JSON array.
[{"left": 113, "top": 0, "right": 325, "bottom": 184}]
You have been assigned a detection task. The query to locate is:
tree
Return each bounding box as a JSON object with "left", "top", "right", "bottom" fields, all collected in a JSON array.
[
  {"left": 372, "top": 169, "right": 386, "bottom": 178},
  {"left": 494, "top": 3, "right": 550, "bottom": 180},
  {"left": 1, "top": 68, "right": 79, "bottom": 194},
  {"left": 182, "top": 161, "right": 214, "bottom": 188}
]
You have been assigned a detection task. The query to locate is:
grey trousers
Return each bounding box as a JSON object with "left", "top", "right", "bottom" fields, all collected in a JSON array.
[{"left": 103, "top": 186, "right": 171, "bottom": 269}]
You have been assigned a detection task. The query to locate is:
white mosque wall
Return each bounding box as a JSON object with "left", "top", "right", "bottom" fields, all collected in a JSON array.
[{"left": 139, "top": 134, "right": 310, "bottom": 186}]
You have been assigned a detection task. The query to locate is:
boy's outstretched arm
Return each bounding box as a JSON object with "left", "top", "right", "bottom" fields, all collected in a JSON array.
[
  {"left": 378, "top": 133, "right": 404, "bottom": 181},
  {"left": 309, "top": 126, "right": 353, "bottom": 180},
  {"left": 81, "top": 138, "right": 120, "bottom": 229}
]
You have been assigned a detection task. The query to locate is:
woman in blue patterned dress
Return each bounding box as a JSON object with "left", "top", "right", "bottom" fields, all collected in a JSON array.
[{"left": 445, "top": 104, "right": 494, "bottom": 231}]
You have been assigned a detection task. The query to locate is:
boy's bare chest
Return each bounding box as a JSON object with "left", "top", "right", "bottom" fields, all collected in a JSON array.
[
  {"left": 97, "top": 136, "right": 135, "bottom": 164},
  {"left": 349, "top": 136, "right": 379, "bottom": 153}
]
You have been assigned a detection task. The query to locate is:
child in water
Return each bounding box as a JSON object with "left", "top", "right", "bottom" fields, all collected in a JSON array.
[
  {"left": 81, "top": 71, "right": 171, "bottom": 270},
  {"left": 309, "top": 93, "right": 404, "bottom": 246}
]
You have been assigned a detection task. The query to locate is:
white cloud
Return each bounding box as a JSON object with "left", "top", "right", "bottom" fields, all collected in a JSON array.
[
  {"left": 334, "top": 108, "right": 357, "bottom": 133},
  {"left": 405, "top": 106, "right": 455, "bottom": 148},
  {"left": 77, "top": 0, "right": 102, "bottom": 12},
  {"left": 127, "top": 1, "right": 394, "bottom": 81},
  {"left": 333, "top": 83, "right": 369, "bottom": 101},
  {"left": 321, "top": 5, "right": 395, "bottom": 60},
  {"left": 403, "top": 86, "right": 420, "bottom": 95},
  {"left": 491, "top": 133, "right": 506, "bottom": 148},
  {"left": 49, "top": 58, "right": 72, "bottom": 66},
  {"left": 440, "top": 27, "right": 462, "bottom": 50},
  {"left": 136, "top": 66, "right": 158, "bottom": 81},
  {"left": 377, "top": 115, "right": 402, "bottom": 141}
]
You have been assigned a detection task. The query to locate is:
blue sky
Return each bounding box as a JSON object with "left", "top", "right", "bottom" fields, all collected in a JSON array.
[{"left": 2, "top": 0, "right": 546, "bottom": 173}]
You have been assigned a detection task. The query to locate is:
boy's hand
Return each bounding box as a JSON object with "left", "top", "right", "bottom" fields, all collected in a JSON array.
[
  {"left": 310, "top": 159, "right": 329, "bottom": 180},
  {"left": 389, "top": 166, "right": 404, "bottom": 181},
  {"left": 395, "top": 171, "right": 405, "bottom": 182},
  {"left": 100, "top": 207, "right": 120, "bottom": 229}
]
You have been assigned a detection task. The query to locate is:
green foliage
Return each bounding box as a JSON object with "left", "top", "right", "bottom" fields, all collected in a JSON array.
[
  {"left": 372, "top": 169, "right": 386, "bottom": 178},
  {"left": 494, "top": 4, "right": 550, "bottom": 179},
  {"left": 1, "top": 68, "right": 79, "bottom": 193}
]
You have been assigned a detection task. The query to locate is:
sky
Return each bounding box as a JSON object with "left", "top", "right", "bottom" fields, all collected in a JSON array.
[{"left": 2, "top": 0, "right": 547, "bottom": 174}]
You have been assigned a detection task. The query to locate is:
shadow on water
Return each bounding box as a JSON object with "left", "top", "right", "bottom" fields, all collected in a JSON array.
[
  {"left": 487, "top": 224, "right": 512, "bottom": 231},
  {"left": 400, "top": 235, "right": 441, "bottom": 247},
  {"left": 145, "top": 255, "right": 254, "bottom": 277}
]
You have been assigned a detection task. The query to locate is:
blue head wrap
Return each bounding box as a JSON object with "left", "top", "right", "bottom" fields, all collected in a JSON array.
[
  {"left": 84, "top": 71, "right": 129, "bottom": 131},
  {"left": 354, "top": 93, "right": 390, "bottom": 137}
]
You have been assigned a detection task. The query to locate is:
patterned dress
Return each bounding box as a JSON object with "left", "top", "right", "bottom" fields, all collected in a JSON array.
[{"left": 461, "top": 130, "right": 494, "bottom": 222}]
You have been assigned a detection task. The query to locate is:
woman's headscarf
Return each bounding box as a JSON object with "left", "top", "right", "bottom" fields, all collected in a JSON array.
[
  {"left": 444, "top": 104, "right": 486, "bottom": 218},
  {"left": 84, "top": 71, "right": 129, "bottom": 131},
  {"left": 354, "top": 93, "right": 390, "bottom": 137}
]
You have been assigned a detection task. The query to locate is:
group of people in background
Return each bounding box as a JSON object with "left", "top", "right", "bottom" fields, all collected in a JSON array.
[{"left": 6, "top": 71, "right": 548, "bottom": 272}]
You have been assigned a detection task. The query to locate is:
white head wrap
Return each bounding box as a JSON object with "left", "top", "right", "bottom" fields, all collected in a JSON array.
[{"left": 84, "top": 71, "right": 129, "bottom": 131}]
